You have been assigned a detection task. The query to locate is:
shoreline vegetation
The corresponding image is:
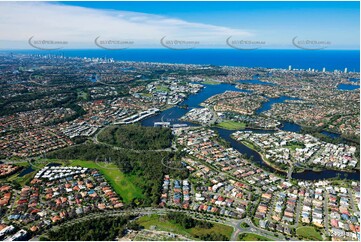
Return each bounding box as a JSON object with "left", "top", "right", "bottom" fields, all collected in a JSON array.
[
  {"left": 258, "top": 150, "right": 288, "bottom": 173},
  {"left": 238, "top": 139, "right": 288, "bottom": 173}
]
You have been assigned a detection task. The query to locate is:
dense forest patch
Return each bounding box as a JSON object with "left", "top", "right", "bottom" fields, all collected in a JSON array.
[
  {"left": 97, "top": 124, "right": 173, "bottom": 150},
  {"left": 44, "top": 216, "right": 130, "bottom": 241}
]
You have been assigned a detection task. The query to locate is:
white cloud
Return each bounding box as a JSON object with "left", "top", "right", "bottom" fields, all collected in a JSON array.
[{"left": 0, "top": 2, "right": 253, "bottom": 49}]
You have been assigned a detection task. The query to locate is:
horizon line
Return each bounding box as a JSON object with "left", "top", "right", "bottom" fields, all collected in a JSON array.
[{"left": 1, "top": 48, "right": 360, "bottom": 51}]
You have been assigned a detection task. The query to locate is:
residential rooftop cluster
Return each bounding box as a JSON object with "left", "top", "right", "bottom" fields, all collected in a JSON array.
[
  {"left": 2, "top": 166, "right": 123, "bottom": 233},
  {"left": 2, "top": 94, "right": 70, "bottom": 115},
  {"left": 0, "top": 55, "right": 207, "bottom": 159},
  {"left": 0, "top": 164, "right": 21, "bottom": 178},
  {"left": 180, "top": 107, "right": 215, "bottom": 125},
  {"left": 88, "top": 86, "right": 119, "bottom": 99},
  {"left": 232, "top": 131, "right": 358, "bottom": 172},
  {"left": 173, "top": 127, "right": 360, "bottom": 240},
  {"left": 327, "top": 183, "right": 360, "bottom": 240},
  {"left": 0, "top": 54, "right": 359, "bottom": 241},
  {"left": 145, "top": 79, "right": 203, "bottom": 105},
  {"left": 34, "top": 166, "right": 88, "bottom": 181},
  {"left": 159, "top": 176, "right": 191, "bottom": 209},
  {"left": 174, "top": 127, "right": 292, "bottom": 218},
  {"left": 223, "top": 112, "right": 281, "bottom": 130},
  {"left": 202, "top": 91, "right": 267, "bottom": 115},
  {"left": 0, "top": 107, "right": 75, "bottom": 133},
  {"left": 0, "top": 225, "right": 28, "bottom": 241},
  {"left": 0, "top": 127, "right": 72, "bottom": 158},
  {"left": 0, "top": 185, "right": 12, "bottom": 208},
  {"left": 234, "top": 69, "right": 360, "bottom": 138},
  {"left": 271, "top": 189, "right": 299, "bottom": 224},
  {"left": 265, "top": 101, "right": 360, "bottom": 138},
  {"left": 58, "top": 79, "right": 201, "bottom": 139},
  {"left": 253, "top": 180, "right": 360, "bottom": 241},
  {"left": 0, "top": 107, "right": 76, "bottom": 157}
]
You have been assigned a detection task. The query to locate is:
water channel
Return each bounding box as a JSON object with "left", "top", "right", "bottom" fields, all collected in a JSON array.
[{"left": 141, "top": 81, "right": 359, "bottom": 181}]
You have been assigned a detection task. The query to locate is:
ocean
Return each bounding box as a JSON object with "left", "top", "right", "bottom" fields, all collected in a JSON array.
[{"left": 4, "top": 49, "right": 360, "bottom": 72}]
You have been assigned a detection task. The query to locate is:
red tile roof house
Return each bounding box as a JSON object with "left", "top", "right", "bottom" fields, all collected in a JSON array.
[
  {"left": 0, "top": 185, "right": 11, "bottom": 192},
  {"left": 113, "top": 203, "right": 124, "bottom": 209},
  {"left": 51, "top": 215, "right": 61, "bottom": 223},
  {"left": 97, "top": 203, "right": 106, "bottom": 210},
  {"left": 17, "top": 199, "right": 28, "bottom": 205},
  {"left": 182, "top": 203, "right": 189, "bottom": 209}
]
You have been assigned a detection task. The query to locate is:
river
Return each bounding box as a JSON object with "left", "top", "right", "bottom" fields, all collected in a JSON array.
[
  {"left": 256, "top": 96, "right": 300, "bottom": 115},
  {"left": 141, "top": 81, "right": 359, "bottom": 181}
]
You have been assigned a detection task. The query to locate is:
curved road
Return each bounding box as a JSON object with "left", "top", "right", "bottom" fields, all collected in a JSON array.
[{"left": 45, "top": 207, "right": 299, "bottom": 241}]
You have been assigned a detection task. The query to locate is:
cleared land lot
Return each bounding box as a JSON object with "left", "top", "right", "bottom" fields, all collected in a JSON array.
[{"left": 137, "top": 214, "right": 233, "bottom": 240}]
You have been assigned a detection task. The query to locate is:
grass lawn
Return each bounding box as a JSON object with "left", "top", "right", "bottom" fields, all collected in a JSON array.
[
  {"left": 253, "top": 218, "right": 260, "bottom": 227},
  {"left": 216, "top": 121, "right": 246, "bottom": 130},
  {"left": 77, "top": 91, "right": 89, "bottom": 100},
  {"left": 238, "top": 233, "right": 273, "bottom": 241},
  {"left": 137, "top": 214, "right": 233, "bottom": 240},
  {"left": 155, "top": 85, "right": 170, "bottom": 92},
  {"left": 241, "top": 140, "right": 256, "bottom": 150},
  {"left": 142, "top": 93, "right": 153, "bottom": 97},
  {"left": 284, "top": 144, "right": 304, "bottom": 151},
  {"left": 296, "top": 226, "right": 322, "bottom": 241},
  {"left": 69, "top": 160, "right": 144, "bottom": 203},
  {"left": 239, "top": 222, "right": 250, "bottom": 228},
  {"left": 202, "top": 80, "right": 221, "bottom": 85}
]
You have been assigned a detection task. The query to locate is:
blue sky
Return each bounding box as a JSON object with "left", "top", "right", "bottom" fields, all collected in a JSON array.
[{"left": 0, "top": 1, "right": 359, "bottom": 49}]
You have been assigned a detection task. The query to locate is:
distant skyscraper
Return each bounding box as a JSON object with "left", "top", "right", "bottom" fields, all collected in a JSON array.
[
  {"left": 322, "top": 67, "right": 326, "bottom": 73},
  {"left": 344, "top": 68, "right": 348, "bottom": 73},
  {"left": 288, "top": 65, "right": 292, "bottom": 71}
]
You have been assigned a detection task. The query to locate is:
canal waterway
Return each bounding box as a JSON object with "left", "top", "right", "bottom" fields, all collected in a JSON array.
[
  {"left": 337, "top": 83, "right": 360, "bottom": 91},
  {"left": 141, "top": 81, "right": 359, "bottom": 181}
]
